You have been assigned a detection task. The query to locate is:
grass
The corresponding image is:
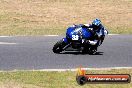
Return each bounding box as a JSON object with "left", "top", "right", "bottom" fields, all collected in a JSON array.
[
  {"left": 0, "top": 69, "right": 132, "bottom": 88},
  {"left": 0, "top": 0, "right": 132, "bottom": 35}
]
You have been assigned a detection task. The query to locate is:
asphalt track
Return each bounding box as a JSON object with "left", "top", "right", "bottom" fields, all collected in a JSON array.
[{"left": 0, "top": 35, "right": 132, "bottom": 71}]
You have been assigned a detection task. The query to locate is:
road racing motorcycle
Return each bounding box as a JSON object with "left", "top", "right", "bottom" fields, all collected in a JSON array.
[{"left": 52, "top": 24, "right": 106, "bottom": 54}]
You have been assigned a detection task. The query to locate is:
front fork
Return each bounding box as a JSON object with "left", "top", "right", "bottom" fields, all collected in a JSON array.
[{"left": 62, "top": 38, "right": 71, "bottom": 50}]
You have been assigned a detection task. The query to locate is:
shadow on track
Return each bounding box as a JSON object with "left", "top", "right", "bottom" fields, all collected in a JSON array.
[{"left": 59, "top": 51, "right": 104, "bottom": 55}]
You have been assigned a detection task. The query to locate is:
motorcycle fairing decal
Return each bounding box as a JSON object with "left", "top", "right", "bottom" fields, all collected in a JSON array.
[{"left": 72, "top": 35, "right": 79, "bottom": 40}]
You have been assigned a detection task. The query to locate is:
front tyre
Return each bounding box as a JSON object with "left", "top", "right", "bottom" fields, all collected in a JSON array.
[{"left": 52, "top": 40, "right": 65, "bottom": 53}]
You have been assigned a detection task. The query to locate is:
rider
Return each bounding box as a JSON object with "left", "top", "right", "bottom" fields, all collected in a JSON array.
[{"left": 84, "top": 18, "right": 108, "bottom": 47}]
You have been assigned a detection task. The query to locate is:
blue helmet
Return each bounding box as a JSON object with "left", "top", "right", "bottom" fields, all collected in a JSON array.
[{"left": 92, "top": 18, "right": 101, "bottom": 26}]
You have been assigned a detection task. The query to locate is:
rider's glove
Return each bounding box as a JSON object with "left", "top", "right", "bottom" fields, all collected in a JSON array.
[{"left": 88, "top": 40, "right": 98, "bottom": 45}]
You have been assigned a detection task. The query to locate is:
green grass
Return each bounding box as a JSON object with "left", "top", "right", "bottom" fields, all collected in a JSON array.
[
  {"left": 0, "top": 69, "right": 132, "bottom": 88},
  {"left": 0, "top": 0, "right": 131, "bottom": 35},
  {"left": 108, "top": 27, "right": 132, "bottom": 34}
]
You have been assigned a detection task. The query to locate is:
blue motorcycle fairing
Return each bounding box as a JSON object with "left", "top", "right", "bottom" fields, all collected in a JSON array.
[
  {"left": 66, "top": 26, "right": 75, "bottom": 39},
  {"left": 66, "top": 25, "right": 93, "bottom": 40},
  {"left": 81, "top": 27, "right": 92, "bottom": 39},
  {"left": 63, "top": 38, "right": 68, "bottom": 43}
]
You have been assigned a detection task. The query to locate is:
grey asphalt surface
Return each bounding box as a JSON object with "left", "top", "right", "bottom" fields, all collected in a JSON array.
[{"left": 0, "top": 35, "right": 132, "bottom": 71}]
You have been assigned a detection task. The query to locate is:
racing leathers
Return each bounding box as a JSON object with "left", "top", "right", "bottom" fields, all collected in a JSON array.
[{"left": 84, "top": 24, "right": 108, "bottom": 47}]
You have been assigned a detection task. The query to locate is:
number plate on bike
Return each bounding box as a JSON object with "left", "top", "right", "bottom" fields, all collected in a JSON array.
[{"left": 72, "top": 35, "right": 79, "bottom": 40}]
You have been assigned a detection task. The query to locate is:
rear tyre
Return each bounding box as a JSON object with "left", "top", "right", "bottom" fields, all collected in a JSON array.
[
  {"left": 52, "top": 40, "right": 65, "bottom": 53},
  {"left": 88, "top": 47, "right": 97, "bottom": 55}
]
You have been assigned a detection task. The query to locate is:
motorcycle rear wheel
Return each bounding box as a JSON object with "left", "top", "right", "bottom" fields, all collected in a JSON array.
[
  {"left": 88, "top": 47, "right": 97, "bottom": 55},
  {"left": 82, "top": 46, "right": 97, "bottom": 55}
]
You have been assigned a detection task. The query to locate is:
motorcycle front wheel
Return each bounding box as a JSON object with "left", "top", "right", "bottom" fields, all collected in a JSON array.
[{"left": 52, "top": 40, "right": 66, "bottom": 53}]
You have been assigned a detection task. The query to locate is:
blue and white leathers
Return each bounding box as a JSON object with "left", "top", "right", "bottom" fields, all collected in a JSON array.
[{"left": 86, "top": 24, "right": 108, "bottom": 46}]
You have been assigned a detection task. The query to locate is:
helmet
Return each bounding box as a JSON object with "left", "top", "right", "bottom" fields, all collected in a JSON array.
[
  {"left": 92, "top": 18, "right": 101, "bottom": 30},
  {"left": 92, "top": 18, "right": 101, "bottom": 26}
]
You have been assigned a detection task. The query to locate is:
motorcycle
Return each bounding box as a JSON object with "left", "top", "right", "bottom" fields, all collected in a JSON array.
[{"left": 52, "top": 24, "right": 105, "bottom": 54}]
